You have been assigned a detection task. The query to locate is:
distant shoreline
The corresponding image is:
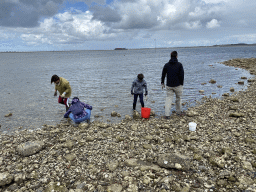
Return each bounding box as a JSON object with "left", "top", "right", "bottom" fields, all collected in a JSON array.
[{"left": 1, "top": 43, "right": 256, "bottom": 53}]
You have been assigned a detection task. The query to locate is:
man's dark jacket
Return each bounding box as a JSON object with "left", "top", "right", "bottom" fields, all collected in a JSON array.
[{"left": 161, "top": 57, "right": 184, "bottom": 87}]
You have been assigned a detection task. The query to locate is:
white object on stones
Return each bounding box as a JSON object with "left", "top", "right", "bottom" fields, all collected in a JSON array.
[
  {"left": 189, "top": 122, "right": 197, "bottom": 131},
  {"left": 16, "top": 141, "right": 44, "bottom": 156}
]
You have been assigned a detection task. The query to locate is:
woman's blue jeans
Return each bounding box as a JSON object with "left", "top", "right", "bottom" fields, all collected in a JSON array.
[{"left": 69, "top": 109, "right": 91, "bottom": 123}]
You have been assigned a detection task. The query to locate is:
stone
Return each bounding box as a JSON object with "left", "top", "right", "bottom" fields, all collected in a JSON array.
[
  {"left": 230, "top": 87, "right": 235, "bottom": 92},
  {"left": 107, "top": 184, "right": 122, "bottom": 192},
  {"left": 229, "top": 112, "right": 244, "bottom": 117},
  {"left": 14, "top": 173, "right": 26, "bottom": 184},
  {"left": 44, "top": 182, "right": 68, "bottom": 192},
  {"left": 78, "top": 123, "right": 89, "bottom": 129},
  {"left": 4, "top": 113, "right": 12, "bottom": 117},
  {"left": 16, "top": 141, "right": 44, "bottom": 156},
  {"left": 209, "top": 79, "right": 216, "bottom": 84},
  {"left": 238, "top": 81, "right": 244, "bottom": 85},
  {"left": 107, "top": 161, "right": 119, "bottom": 171},
  {"left": 133, "top": 111, "right": 141, "bottom": 119},
  {"left": 111, "top": 111, "right": 118, "bottom": 117},
  {"left": 199, "top": 90, "right": 204, "bottom": 93},
  {"left": 0, "top": 172, "right": 13, "bottom": 186},
  {"left": 65, "top": 154, "right": 76, "bottom": 161},
  {"left": 186, "top": 111, "right": 199, "bottom": 117},
  {"left": 125, "top": 115, "right": 132, "bottom": 120},
  {"left": 157, "top": 153, "right": 191, "bottom": 171},
  {"left": 242, "top": 161, "right": 253, "bottom": 171}
]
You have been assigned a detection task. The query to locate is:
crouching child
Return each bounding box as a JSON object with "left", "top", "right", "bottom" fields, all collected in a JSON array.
[{"left": 64, "top": 97, "right": 92, "bottom": 124}]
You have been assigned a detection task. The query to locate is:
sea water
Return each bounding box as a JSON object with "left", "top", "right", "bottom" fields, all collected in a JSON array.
[{"left": 0, "top": 46, "right": 255, "bottom": 133}]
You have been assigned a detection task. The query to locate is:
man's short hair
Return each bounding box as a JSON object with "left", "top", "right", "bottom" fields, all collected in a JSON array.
[
  {"left": 51, "top": 74, "right": 59, "bottom": 84},
  {"left": 171, "top": 51, "right": 178, "bottom": 58}
]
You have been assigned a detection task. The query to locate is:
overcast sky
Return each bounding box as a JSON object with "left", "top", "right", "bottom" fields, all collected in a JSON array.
[{"left": 0, "top": 0, "right": 256, "bottom": 51}]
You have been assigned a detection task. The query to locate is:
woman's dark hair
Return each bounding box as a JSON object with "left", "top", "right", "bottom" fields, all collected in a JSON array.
[
  {"left": 171, "top": 51, "right": 178, "bottom": 58},
  {"left": 138, "top": 73, "right": 144, "bottom": 80},
  {"left": 51, "top": 75, "right": 59, "bottom": 84}
]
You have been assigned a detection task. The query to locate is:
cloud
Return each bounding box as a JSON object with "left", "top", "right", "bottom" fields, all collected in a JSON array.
[
  {"left": 0, "top": 0, "right": 107, "bottom": 27},
  {"left": 1, "top": 0, "right": 256, "bottom": 50},
  {"left": 90, "top": 0, "right": 226, "bottom": 31},
  {"left": 206, "top": 19, "right": 220, "bottom": 28},
  {"left": 19, "top": 10, "right": 116, "bottom": 46}
]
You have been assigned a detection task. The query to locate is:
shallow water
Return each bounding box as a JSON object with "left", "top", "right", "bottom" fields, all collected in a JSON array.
[{"left": 0, "top": 46, "right": 255, "bottom": 133}]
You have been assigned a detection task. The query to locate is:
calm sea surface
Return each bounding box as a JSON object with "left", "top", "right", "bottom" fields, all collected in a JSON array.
[{"left": 0, "top": 46, "right": 255, "bottom": 133}]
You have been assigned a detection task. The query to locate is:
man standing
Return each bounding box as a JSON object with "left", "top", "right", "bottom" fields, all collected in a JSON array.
[
  {"left": 161, "top": 51, "right": 184, "bottom": 118},
  {"left": 51, "top": 75, "right": 72, "bottom": 112}
]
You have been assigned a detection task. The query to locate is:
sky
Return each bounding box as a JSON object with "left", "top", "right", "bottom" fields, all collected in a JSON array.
[{"left": 0, "top": 0, "right": 256, "bottom": 51}]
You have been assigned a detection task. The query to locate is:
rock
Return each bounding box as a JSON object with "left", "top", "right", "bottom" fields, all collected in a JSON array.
[
  {"left": 230, "top": 87, "right": 235, "bottom": 92},
  {"left": 16, "top": 141, "right": 44, "bottom": 156},
  {"left": 150, "top": 110, "right": 155, "bottom": 116},
  {"left": 238, "top": 81, "right": 244, "bottom": 85},
  {"left": 4, "top": 113, "right": 12, "bottom": 117},
  {"left": 107, "top": 161, "right": 119, "bottom": 171},
  {"left": 230, "top": 97, "right": 239, "bottom": 102},
  {"left": 222, "top": 93, "right": 229, "bottom": 96},
  {"left": 14, "top": 173, "right": 26, "bottom": 184},
  {"left": 143, "top": 144, "right": 152, "bottom": 149},
  {"left": 111, "top": 111, "right": 118, "bottom": 117},
  {"left": 229, "top": 105, "right": 238, "bottom": 110},
  {"left": 63, "top": 140, "right": 74, "bottom": 149},
  {"left": 133, "top": 111, "right": 141, "bottom": 119},
  {"left": 79, "top": 123, "right": 89, "bottom": 129},
  {"left": 0, "top": 172, "right": 13, "bottom": 186},
  {"left": 124, "top": 159, "right": 138, "bottom": 167},
  {"left": 241, "top": 76, "right": 247, "bottom": 79},
  {"left": 209, "top": 79, "right": 216, "bottom": 84},
  {"left": 186, "top": 111, "right": 199, "bottom": 117},
  {"left": 229, "top": 112, "right": 244, "bottom": 117},
  {"left": 242, "top": 161, "right": 253, "bottom": 171},
  {"left": 107, "top": 184, "right": 122, "bottom": 192},
  {"left": 157, "top": 153, "right": 191, "bottom": 171},
  {"left": 217, "top": 85, "right": 222, "bottom": 88},
  {"left": 199, "top": 90, "right": 204, "bottom": 93},
  {"left": 125, "top": 115, "right": 132, "bottom": 120},
  {"left": 65, "top": 154, "right": 76, "bottom": 161},
  {"left": 44, "top": 182, "right": 68, "bottom": 192}
]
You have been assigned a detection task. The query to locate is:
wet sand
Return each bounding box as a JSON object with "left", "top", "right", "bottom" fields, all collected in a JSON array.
[{"left": 0, "top": 58, "right": 256, "bottom": 191}]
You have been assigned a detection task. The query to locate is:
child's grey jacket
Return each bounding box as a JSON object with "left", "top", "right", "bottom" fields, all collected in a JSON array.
[{"left": 131, "top": 78, "right": 148, "bottom": 94}]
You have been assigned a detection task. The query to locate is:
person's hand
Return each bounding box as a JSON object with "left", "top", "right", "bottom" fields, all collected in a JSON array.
[
  {"left": 145, "top": 91, "right": 148, "bottom": 96},
  {"left": 54, "top": 91, "right": 57, "bottom": 96},
  {"left": 131, "top": 91, "right": 134, "bottom": 95},
  {"left": 161, "top": 83, "right": 165, "bottom": 89},
  {"left": 61, "top": 92, "right": 66, "bottom": 98}
]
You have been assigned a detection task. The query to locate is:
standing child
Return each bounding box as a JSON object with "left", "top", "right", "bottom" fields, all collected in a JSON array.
[
  {"left": 51, "top": 74, "right": 72, "bottom": 112},
  {"left": 131, "top": 73, "right": 148, "bottom": 110}
]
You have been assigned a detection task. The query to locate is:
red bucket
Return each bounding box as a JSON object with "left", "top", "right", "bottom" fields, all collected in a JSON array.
[{"left": 141, "top": 107, "right": 151, "bottom": 119}]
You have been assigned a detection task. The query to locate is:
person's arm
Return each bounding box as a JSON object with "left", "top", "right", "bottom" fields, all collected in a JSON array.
[
  {"left": 54, "top": 85, "right": 58, "bottom": 96},
  {"left": 144, "top": 81, "right": 148, "bottom": 96},
  {"left": 161, "top": 65, "right": 167, "bottom": 88},
  {"left": 81, "top": 102, "right": 93, "bottom": 110},
  {"left": 179, "top": 64, "right": 184, "bottom": 86},
  {"left": 64, "top": 108, "right": 72, "bottom": 118},
  {"left": 131, "top": 80, "right": 135, "bottom": 95},
  {"left": 61, "top": 82, "right": 71, "bottom": 97}
]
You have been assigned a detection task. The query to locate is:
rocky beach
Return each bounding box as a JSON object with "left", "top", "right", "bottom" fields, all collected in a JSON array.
[{"left": 1, "top": 58, "right": 256, "bottom": 192}]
